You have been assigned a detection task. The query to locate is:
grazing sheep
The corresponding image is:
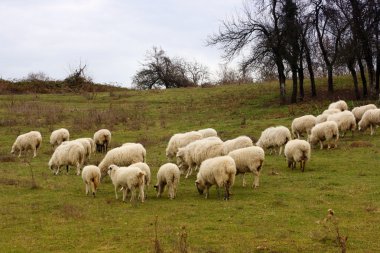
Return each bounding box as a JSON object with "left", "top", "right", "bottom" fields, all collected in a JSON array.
[
  {"left": 222, "top": 136, "right": 253, "bottom": 155},
  {"left": 197, "top": 128, "right": 218, "bottom": 138},
  {"left": 358, "top": 109, "right": 380, "bottom": 135},
  {"left": 327, "top": 110, "right": 356, "bottom": 137},
  {"left": 50, "top": 128, "right": 69, "bottom": 149},
  {"left": 154, "top": 163, "right": 180, "bottom": 199},
  {"left": 93, "top": 129, "right": 111, "bottom": 153},
  {"left": 291, "top": 115, "right": 317, "bottom": 139},
  {"left": 352, "top": 104, "right": 377, "bottom": 122},
  {"left": 316, "top": 114, "right": 329, "bottom": 124},
  {"left": 195, "top": 156, "right": 236, "bottom": 200},
  {"left": 130, "top": 162, "right": 151, "bottom": 187},
  {"left": 228, "top": 146, "right": 265, "bottom": 188},
  {"left": 322, "top": 109, "right": 341, "bottom": 115},
  {"left": 108, "top": 165, "right": 145, "bottom": 202},
  {"left": 309, "top": 121, "right": 339, "bottom": 149},
  {"left": 81, "top": 165, "right": 101, "bottom": 197},
  {"left": 48, "top": 141, "right": 85, "bottom": 175},
  {"left": 62, "top": 138, "right": 93, "bottom": 161},
  {"left": 284, "top": 140, "right": 311, "bottom": 172},
  {"left": 11, "top": 131, "right": 42, "bottom": 158},
  {"left": 328, "top": 100, "right": 348, "bottom": 111},
  {"left": 98, "top": 144, "right": 146, "bottom": 176},
  {"left": 256, "top": 126, "right": 291, "bottom": 155},
  {"left": 176, "top": 137, "right": 224, "bottom": 178},
  {"left": 166, "top": 131, "right": 203, "bottom": 161}
]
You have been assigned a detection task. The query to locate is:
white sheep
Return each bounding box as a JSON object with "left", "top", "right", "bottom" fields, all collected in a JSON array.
[
  {"left": 315, "top": 114, "right": 328, "bottom": 124},
  {"left": 98, "top": 144, "right": 146, "bottom": 176},
  {"left": 327, "top": 110, "right": 356, "bottom": 137},
  {"left": 166, "top": 131, "right": 203, "bottom": 160},
  {"left": 108, "top": 165, "right": 145, "bottom": 202},
  {"left": 154, "top": 163, "right": 181, "bottom": 199},
  {"left": 256, "top": 126, "right": 291, "bottom": 155},
  {"left": 11, "top": 131, "right": 42, "bottom": 158},
  {"left": 197, "top": 128, "right": 218, "bottom": 138},
  {"left": 62, "top": 138, "right": 93, "bottom": 161},
  {"left": 322, "top": 108, "right": 341, "bottom": 115},
  {"left": 222, "top": 136, "right": 253, "bottom": 155},
  {"left": 352, "top": 104, "right": 377, "bottom": 122},
  {"left": 328, "top": 100, "right": 348, "bottom": 111},
  {"left": 48, "top": 141, "right": 85, "bottom": 175},
  {"left": 195, "top": 156, "right": 236, "bottom": 200},
  {"left": 129, "top": 162, "right": 151, "bottom": 187},
  {"left": 50, "top": 128, "right": 69, "bottom": 149},
  {"left": 291, "top": 115, "right": 317, "bottom": 139},
  {"left": 228, "top": 146, "right": 265, "bottom": 188},
  {"left": 358, "top": 109, "right": 380, "bottom": 135},
  {"left": 93, "top": 129, "right": 111, "bottom": 153},
  {"left": 309, "top": 121, "right": 339, "bottom": 149},
  {"left": 284, "top": 139, "right": 311, "bottom": 172},
  {"left": 81, "top": 165, "right": 101, "bottom": 197},
  {"left": 176, "top": 137, "right": 224, "bottom": 178}
]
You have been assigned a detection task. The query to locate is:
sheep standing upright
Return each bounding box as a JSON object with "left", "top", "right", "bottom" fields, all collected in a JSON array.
[
  {"left": 93, "top": 129, "right": 111, "bottom": 153},
  {"left": 154, "top": 163, "right": 180, "bottom": 199},
  {"left": 284, "top": 140, "right": 311, "bottom": 172},
  {"left": 98, "top": 144, "right": 146, "bottom": 177},
  {"left": 11, "top": 131, "right": 42, "bottom": 158},
  {"left": 81, "top": 165, "right": 101, "bottom": 197},
  {"left": 50, "top": 128, "right": 70, "bottom": 149},
  {"left": 228, "top": 146, "right": 265, "bottom": 188},
  {"left": 256, "top": 126, "right": 291, "bottom": 155},
  {"left": 309, "top": 121, "right": 339, "bottom": 149},
  {"left": 291, "top": 115, "right": 316, "bottom": 139},
  {"left": 358, "top": 109, "right": 380, "bottom": 135},
  {"left": 195, "top": 156, "right": 236, "bottom": 200},
  {"left": 108, "top": 165, "right": 146, "bottom": 202},
  {"left": 327, "top": 111, "right": 356, "bottom": 137}
]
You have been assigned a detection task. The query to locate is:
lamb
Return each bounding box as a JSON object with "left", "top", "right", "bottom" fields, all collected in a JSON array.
[
  {"left": 166, "top": 131, "right": 203, "bottom": 160},
  {"left": 284, "top": 140, "right": 311, "bottom": 172},
  {"left": 309, "top": 121, "right": 339, "bottom": 149},
  {"left": 195, "top": 156, "right": 236, "bottom": 200},
  {"left": 358, "top": 109, "right": 380, "bottom": 135},
  {"left": 352, "top": 104, "right": 377, "bottom": 122},
  {"left": 327, "top": 110, "right": 356, "bottom": 137},
  {"left": 50, "top": 128, "right": 69, "bottom": 149},
  {"left": 197, "top": 128, "right": 218, "bottom": 138},
  {"left": 48, "top": 141, "right": 85, "bottom": 175},
  {"left": 176, "top": 137, "right": 224, "bottom": 178},
  {"left": 93, "top": 129, "right": 111, "bottom": 153},
  {"left": 11, "top": 131, "right": 42, "bottom": 158},
  {"left": 256, "top": 126, "right": 291, "bottom": 155},
  {"left": 228, "top": 146, "right": 265, "bottom": 188},
  {"left": 328, "top": 100, "right": 348, "bottom": 111},
  {"left": 108, "top": 165, "right": 145, "bottom": 202},
  {"left": 81, "top": 165, "right": 101, "bottom": 197},
  {"left": 291, "top": 115, "right": 317, "bottom": 139},
  {"left": 222, "top": 136, "right": 253, "bottom": 155},
  {"left": 154, "top": 163, "right": 181, "bottom": 199},
  {"left": 98, "top": 143, "right": 146, "bottom": 176}
]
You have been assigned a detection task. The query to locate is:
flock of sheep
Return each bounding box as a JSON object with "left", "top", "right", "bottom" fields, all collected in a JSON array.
[{"left": 10, "top": 100, "right": 380, "bottom": 202}]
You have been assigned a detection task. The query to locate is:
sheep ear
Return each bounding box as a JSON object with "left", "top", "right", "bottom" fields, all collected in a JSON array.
[
  {"left": 153, "top": 185, "right": 158, "bottom": 189},
  {"left": 195, "top": 180, "right": 199, "bottom": 185}
]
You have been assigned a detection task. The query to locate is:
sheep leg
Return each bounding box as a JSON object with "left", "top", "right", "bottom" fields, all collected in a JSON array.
[
  {"left": 139, "top": 185, "right": 145, "bottom": 203},
  {"left": 279, "top": 146, "right": 283, "bottom": 155},
  {"left": 90, "top": 181, "right": 96, "bottom": 197},
  {"left": 55, "top": 166, "right": 60, "bottom": 175},
  {"left": 370, "top": 125, "right": 374, "bottom": 135},
  {"left": 302, "top": 160, "right": 306, "bottom": 172},
  {"left": 185, "top": 166, "right": 193, "bottom": 179},
  {"left": 242, "top": 173, "right": 246, "bottom": 187},
  {"left": 205, "top": 187, "right": 209, "bottom": 199},
  {"left": 320, "top": 141, "right": 323, "bottom": 150},
  {"left": 253, "top": 171, "right": 260, "bottom": 188},
  {"left": 85, "top": 183, "right": 89, "bottom": 195},
  {"left": 122, "top": 188, "right": 127, "bottom": 202},
  {"left": 114, "top": 185, "right": 119, "bottom": 199},
  {"left": 18, "top": 149, "right": 22, "bottom": 157},
  {"left": 76, "top": 165, "right": 81, "bottom": 176},
  {"left": 224, "top": 182, "right": 230, "bottom": 200},
  {"left": 33, "top": 147, "right": 37, "bottom": 158},
  {"left": 297, "top": 133, "right": 300, "bottom": 139},
  {"left": 288, "top": 161, "right": 292, "bottom": 169},
  {"left": 130, "top": 188, "right": 136, "bottom": 202},
  {"left": 167, "top": 181, "right": 174, "bottom": 199}
]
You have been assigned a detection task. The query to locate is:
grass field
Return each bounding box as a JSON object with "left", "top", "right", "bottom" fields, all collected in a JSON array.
[{"left": 1, "top": 78, "right": 379, "bottom": 252}]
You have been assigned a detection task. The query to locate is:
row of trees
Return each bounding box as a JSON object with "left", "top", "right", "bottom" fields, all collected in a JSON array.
[{"left": 207, "top": 0, "right": 380, "bottom": 102}]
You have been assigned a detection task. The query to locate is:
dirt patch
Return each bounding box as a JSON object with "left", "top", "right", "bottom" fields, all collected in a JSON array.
[
  {"left": 0, "top": 177, "right": 20, "bottom": 186},
  {"left": 60, "top": 204, "right": 84, "bottom": 219},
  {"left": 0, "top": 155, "right": 17, "bottom": 163},
  {"left": 349, "top": 141, "right": 373, "bottom": 148}
]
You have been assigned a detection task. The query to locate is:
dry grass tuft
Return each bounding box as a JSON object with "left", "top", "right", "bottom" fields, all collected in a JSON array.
[{"left": 349, "top": 141, "right": 373, "bottom": 148}]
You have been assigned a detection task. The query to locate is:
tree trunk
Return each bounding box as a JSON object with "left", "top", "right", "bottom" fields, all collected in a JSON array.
[
  {"left": 304, "top": 41, "right": 316, "bottom": 97},
  {"left": 327, "top": 65, "right": 334, "bottom": 93},
  {"left": 376, "top": 50, "right": 380, "bottom": 92},
  {"left": 358, "top": 59, "right": 368, "bottom": 98},
  {"left": 276, "top": 59, "right": 287, "bottom": 103},
  {"left": 291, "top": 68, "right": 298, "bottom": 103},
  {"left": 298, "top": 66, "right": 304, "bottom": 101},
  {"left": 347, "top": 63, "right": 360, "bottom": 100}
]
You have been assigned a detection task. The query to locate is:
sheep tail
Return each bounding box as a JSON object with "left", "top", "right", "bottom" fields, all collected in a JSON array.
[{"left": 92, "top": 173, "right": 100, "bottom": 191}]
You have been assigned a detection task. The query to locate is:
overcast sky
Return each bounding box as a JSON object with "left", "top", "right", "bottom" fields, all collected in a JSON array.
[{"left": 0, "top": 0, "right": 243, "bottom": 87}]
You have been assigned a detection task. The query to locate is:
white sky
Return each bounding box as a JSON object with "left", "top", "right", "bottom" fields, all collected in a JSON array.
[{"left": 0, "top": 0, "right": 242, "bottom": 87}]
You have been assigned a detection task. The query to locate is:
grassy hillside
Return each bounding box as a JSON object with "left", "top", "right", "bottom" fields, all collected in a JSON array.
[{"left": 0, "top": 78, "right": 379, "bottom": 252}]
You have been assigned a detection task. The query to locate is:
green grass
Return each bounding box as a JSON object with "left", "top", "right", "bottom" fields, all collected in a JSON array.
[{"left": 1, "top": 78, "right": 380, "bottom": 252}]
